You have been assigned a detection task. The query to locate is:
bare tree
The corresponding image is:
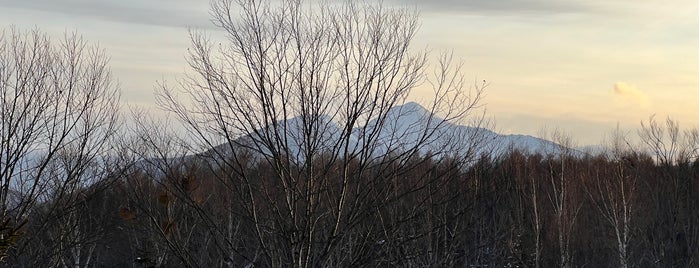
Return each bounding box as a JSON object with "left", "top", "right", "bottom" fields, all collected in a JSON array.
[
  {"left": 638, "top": 116, "right": 699, "bottom": 266},
  {"left": 120, "top": 110, "right": 215, "bottom": 267},
  {"left": 586, "top": 126, "right": 638, "bottom": 268},
  {"left": 0, "top": 26, "right": 120, "bottom": 262},
  {"left": 639, "top": 116, "right": 680, "bottom": 165},
  {"left": 156, "top": 0, "right": 486, "bottom": 266},
  {"left": 522, "top": 152, "right": 543, "bottom": 268},
  {"left": 638, "top": 116, "right": 699, "bottom": 165},
  {"left": 540, "top": 129, "right": 581, "bottom": 268}
]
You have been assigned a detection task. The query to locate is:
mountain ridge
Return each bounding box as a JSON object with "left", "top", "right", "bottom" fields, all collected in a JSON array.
[{"left": 206, "top": 102, "right": 572, "bottom": 162}]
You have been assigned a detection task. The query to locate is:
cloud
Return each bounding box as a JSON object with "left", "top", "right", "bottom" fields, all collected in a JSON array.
[
  {"left": 613, "top": 82, "right": 650, "bottom": 107},
  {"left": 0, "top": 0, "right": 211, "bottom": 29},
  {"left": 388, "top": 0, "right": 599, "bottom": 15}
]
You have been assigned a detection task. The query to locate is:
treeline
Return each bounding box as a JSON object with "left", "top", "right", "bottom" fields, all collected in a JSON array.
[{"left": 4, "top": 136, "right": 699, "bottom": 267}]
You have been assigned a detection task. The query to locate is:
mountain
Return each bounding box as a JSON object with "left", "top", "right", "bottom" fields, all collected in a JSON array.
[
  {"left": 362, "top": 102, "right": 568, "bottom": 158},
  {"left": 209, "top": 102, "right": 571, "bottom": 162}
]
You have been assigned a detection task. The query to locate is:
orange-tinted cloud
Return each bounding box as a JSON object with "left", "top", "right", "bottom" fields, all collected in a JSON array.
[{"left": 613, "top": 82, "right": 650, "bottom": 107}]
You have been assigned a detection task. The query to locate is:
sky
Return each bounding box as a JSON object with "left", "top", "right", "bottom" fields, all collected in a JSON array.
[{"left": 1, "top": 0, "right": 698, "bottom": 145}]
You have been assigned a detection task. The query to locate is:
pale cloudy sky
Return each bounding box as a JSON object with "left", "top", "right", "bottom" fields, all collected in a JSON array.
[{"left": 2, "top": 0, "right": 698, "bottom": 145}]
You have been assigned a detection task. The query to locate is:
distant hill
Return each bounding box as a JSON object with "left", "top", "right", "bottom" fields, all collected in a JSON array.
[{"left": 204, "top": 102, "right": 573, "bottom": 163}]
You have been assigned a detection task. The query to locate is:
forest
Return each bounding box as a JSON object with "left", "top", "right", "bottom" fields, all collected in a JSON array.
[
  {"left": 1, "top": 0, "right": 698, "bottom": 267},
  {"left": 4, "top": 121, "right": 699, "bottom": 267}
]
